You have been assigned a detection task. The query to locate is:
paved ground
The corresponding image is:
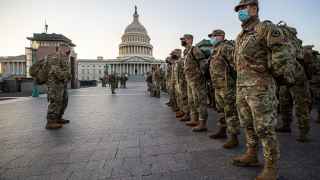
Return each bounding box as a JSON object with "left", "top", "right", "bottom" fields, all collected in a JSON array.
[{"left": 0, "top": 82, "right": 320, "bottom": 180}]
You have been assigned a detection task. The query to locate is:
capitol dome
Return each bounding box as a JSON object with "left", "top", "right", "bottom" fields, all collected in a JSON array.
[{"left": 119, "top": 6, "right": 153, "bottom": 58}]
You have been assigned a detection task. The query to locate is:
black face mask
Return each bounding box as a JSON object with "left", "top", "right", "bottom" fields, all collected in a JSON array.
[
  {"left": 172, "top": 55, "right": 179, "bottom": 59},
  {"left": 181, "top": 41, "right": 187, "bottom": 47}
]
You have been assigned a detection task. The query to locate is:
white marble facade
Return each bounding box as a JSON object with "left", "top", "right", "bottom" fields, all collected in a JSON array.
[{"left": 78, "top": 6, "right": 164, "bottom": 81}]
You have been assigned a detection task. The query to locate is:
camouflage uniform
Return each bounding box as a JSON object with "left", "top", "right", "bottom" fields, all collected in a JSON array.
[
  {"left": 166, "top": 59, "right": 177, "bottom": 108},
  {"left": 234, "top": 18, "right": 289, "bottom": 166},
  {"left": 47, "top": 52, "right": 71, "bottom": 122},
  {"left": 152, "top": 66, "right": 161, "bottom": 98},
  {"left": 146, "top": 72, "right": 153, "bottom": 93},
  {"left": 307, "top": 48, "right": 320, "bottom": 122},
  {"left": 173, "top": 51, "right": 190, "bottom": 116},
  {"left": 278, "top": 65, "right": 311, "bottom": 136},
  {"left": 183, "top": 44, "right": 208, "bottom": 123},
  {"left": 210, "top": 38, "right": 240, "bottom": 136},
  {"left": 109, "top": 73, "right": 117, "bottom": 94}
]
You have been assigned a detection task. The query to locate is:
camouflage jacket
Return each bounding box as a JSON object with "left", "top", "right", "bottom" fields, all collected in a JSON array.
[
  {"left": 170, "top": 59, "right": 176, "bottom": 84},
  {"left": 310, "top": 54, "right": 320, "bottom": 85},
  {"left": 183, "top": 45, "right": 206, "bottom": 82},
  {"left": 210, "top": 40, "right": 235, "bottom": 89},
  {"left": 47, "top": 52, "right": 71, "bottom": 84},
  {"left": 174, "top": 58, "right": 185, "bottom": 85},
  {"left": 234, "top": 18, "right": 294, "bottom": 87},
  {"left": 153, "top": 68, "right": 161, "bottom": 82},
  {"left": 166, "top": 64, "right": 172, "bottom": 81}
]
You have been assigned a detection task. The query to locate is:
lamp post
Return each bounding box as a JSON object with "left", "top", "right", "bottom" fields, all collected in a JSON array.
[{"left": 31, "top": 42, "right": 39, "bottom": 97}]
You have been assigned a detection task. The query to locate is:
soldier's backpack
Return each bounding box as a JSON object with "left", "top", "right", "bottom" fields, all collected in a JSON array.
[
  {"left": 277, "top": 21, "right": 312, "bottom": 80},
  {"left": 194, "top": 39, "right": 213, "bottom": 80},
  {"left": 29, "top": 58, "right": 49, "bottom": 85}
]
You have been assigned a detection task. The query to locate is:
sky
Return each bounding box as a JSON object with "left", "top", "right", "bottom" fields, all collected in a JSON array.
[{"left": 0, "top": 0, "right": 319, "bottom": 60}]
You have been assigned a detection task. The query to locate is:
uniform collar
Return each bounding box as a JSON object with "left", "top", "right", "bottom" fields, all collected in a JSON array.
[{"left": 242, "top": 16, "right": 260, "bottom": 32}]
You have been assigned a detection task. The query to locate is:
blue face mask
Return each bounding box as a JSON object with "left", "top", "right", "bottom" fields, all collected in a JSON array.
[
  {"left": 238, "top": 9, "right": 250, "bottom": 22},
  {"left": 210, "top": 38, "right": 220, "bottom": 46}
]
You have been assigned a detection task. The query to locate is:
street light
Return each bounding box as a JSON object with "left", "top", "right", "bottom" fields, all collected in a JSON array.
[{"left": 31, "top": 41, "right": 40, "bottom": 97}]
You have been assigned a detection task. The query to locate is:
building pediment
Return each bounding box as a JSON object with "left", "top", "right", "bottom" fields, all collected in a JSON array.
[{"left": 117, "top": 56, "right": 161, "bottom": 63}]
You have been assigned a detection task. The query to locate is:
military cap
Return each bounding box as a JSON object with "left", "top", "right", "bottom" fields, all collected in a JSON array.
[
  {"left": 208, "top": 29, "right": 225, "bottom": 38},
  {"left": 170, "top": 49, "right": 182, "bottom": 56},
  {"left": 180, "top": 34, "right": 193, "bottom": 40},
  {"left": 235, "top": 0, "right": 259, "bottom": 12}
]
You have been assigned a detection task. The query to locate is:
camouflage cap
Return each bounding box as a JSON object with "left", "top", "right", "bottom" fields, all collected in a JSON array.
[
  {"left": 234, "top": 0, "right": 259, "bottom": 12},
  {"left": 180, "top": 34, "right": 193, "bottom": 40},
  {"left": 208, "top": 29, "right": 225, "bottom": 38}
]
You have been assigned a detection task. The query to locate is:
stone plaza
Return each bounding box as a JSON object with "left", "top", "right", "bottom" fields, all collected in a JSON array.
[{"left": 0, "top": 82, "right": 320, "bottom": 180}]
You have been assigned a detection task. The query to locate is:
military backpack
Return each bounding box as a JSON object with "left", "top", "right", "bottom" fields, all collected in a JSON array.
[
  {"left": 29, "top": 57, "right": 49, "bottom": 85},
  {"left": 277, "top": 21, "right": 312, "bottom": 80},
  {"left": 194, "top": 39, "right": 213, "bottom": 80}
]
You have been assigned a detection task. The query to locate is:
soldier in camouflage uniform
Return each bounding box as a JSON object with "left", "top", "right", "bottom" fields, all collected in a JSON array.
[
  {"left": 172, "top": 49, "right": 190, "bottom": 121},
  {"left": 46, "top": 45, "right": 72, "bottom": 130},
  {"left": 165, "top": 57, "right": 175, "bottom": 107},
  {"left": 180, "top": 34, "right": 208, "bottom": 132},
  {"left": 207, "top": 29, "right": 240, "bottom": 149},
  {"left": 109, "top": 72, "right": 117, "bottom": 94},
  {"left": 232, "top": 0, "right": 299, "bottom": 179},
  {"left": 276, "top": 59, "right": 311, "bottom": 142},
  {"left": 160, "top": 68, "right": 166, "bottom": 92},
  {"left": 152, "top": 65, "right": 161, "bottom": 98},
  {"left": 305, "top": 46, "right": 320, "bottom": 123},
  {"left": 168, "top": 57, "right": 179, "bottom": 111}
]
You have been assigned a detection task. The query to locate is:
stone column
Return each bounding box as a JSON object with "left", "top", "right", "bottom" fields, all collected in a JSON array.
[
  {"left": 140, "top": 64, "right": 142, "bottom": 75},
  {"left": 126, "top": 64, "right": 128, "bottom": 74}
]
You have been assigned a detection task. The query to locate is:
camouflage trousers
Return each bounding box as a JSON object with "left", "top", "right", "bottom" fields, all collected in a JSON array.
[
  {"left": 168, "top": 81, "right": 177, "bottom": 109},
  {"left": 151, "top": 81, "right": 161, "bottom": 97},
  {"left": 175, "top": 79, "right": 190, "bottom": 114},
  {"left": 310, "top": 84, "right": 320, "bottom": 115},
  {"left": 111, "top": 82, "right": 117, "bottom": 93},
  {"left": 47, "top": 83, "right": 68, "bottom": 120},
  {"left": 187, "top": 77, "right": 208, "bottom": 121},
  {"left": 237, "top": 85, "right": 280, "bottom": 162},
  {"left": 279, "top": 82, "right": 311, "bottom": 134},
  {"left": 215, "top": 87, "right": 240, "bottom": 135}
]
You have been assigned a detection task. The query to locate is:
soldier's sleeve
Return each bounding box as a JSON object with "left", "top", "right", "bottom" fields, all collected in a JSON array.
[
  {"left": 256, "top": 21, "right": 294, "bottom": 82},
  {"left": 192, "top": 46, "right": 206, "bottom": 61},
  {"left": 222, "top": 43, "right": 236, "bottom": 70}
]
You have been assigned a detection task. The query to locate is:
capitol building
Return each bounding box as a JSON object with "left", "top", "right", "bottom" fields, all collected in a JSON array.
[{"left": 78, "top": 6, "right": 164, "bottom": 81}]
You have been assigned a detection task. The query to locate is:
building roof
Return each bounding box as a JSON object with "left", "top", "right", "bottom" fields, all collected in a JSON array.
[
  {"left": 124, "top": 6, "right": 147, "bottom": 34},
  {"left": 0, "top": 55, "right": 26, "bottom": 62},
  {"left": 78, "top": 56, "right": 164, "bottom": 64},
  {"left": 27, "top": 33, "right": 76, "bottom": 47}
]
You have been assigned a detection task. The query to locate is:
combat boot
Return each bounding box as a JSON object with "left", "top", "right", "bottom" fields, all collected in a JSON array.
[
  {"left": 255, "top": 159, "right": 278, "bottom": 180},
  {"left": 223, "top": 134, "right": 239, "bottom": 149},
  {"left": 232, "top": 148, "right": 260, "bottom": 167},
  {"left": 46, "top": 120, "right": 63, "bottom": 130},
  {"left": 209, "top": 127, "right": 227, "bottom": 139},
  {"left": 180, "top": 114, "right": 190, "bottom": 122},
  {"left": 186, "top": 114, "right": 199, "bottom": 127},
  {"left": 57, "top": 118, "right": 70, "bottom": 124},
  {"left": 192, "top": 120, "right": 208, "bottom": 132},
  {"left": 176, "top": 111, "right": 185, "bottom": 118}
]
